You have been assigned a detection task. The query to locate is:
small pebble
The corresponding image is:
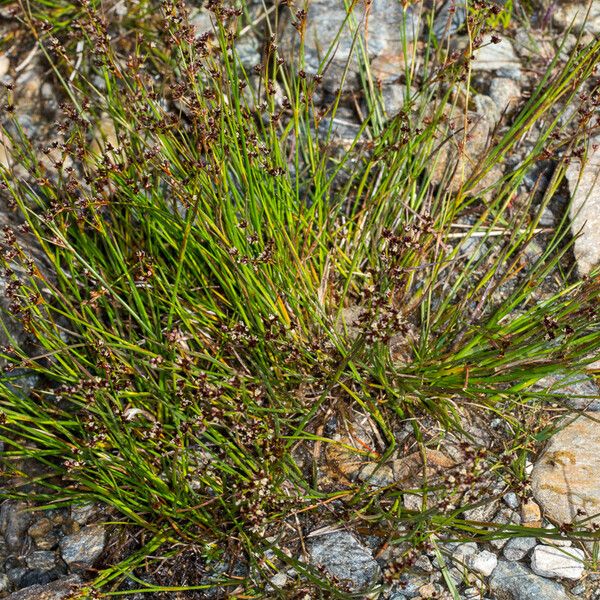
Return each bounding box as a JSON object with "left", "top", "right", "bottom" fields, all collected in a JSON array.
[
  {"left": 418, "top": 582, "right": 444, "bottom": 598},
  {"left": 467, "top": 550, "right": 498, "bottom": 577},
  {"left": 521, "top": 500, "right": 542, "bottom": 528},
  {"left": 269, "top": 571, "right": 288, "bottom": 588},
  {"left": 70, "top": 503, "right": 96, "bottom": 525},
  {"left": 26, "top": 550, "right": 56, "bottom": 571},
  {"left": 502, "top": 536, "right": 537, "bottom": 561},
  {"left": 502, "top": 492, "right": 520, "bottom": 510},
  {"left": 414, "top": 554, "right": 434, "bottom": 573},
  {"left": 27, "top": 518, "right": 53, "bottom": 539},
  {"left": 0, "top": 55, "right": 9, "bottom": 78},
  {"left": 571, "top": 583, "right": 586, "bottom": 595}
]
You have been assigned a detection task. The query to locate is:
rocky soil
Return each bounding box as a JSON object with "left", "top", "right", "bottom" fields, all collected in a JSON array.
[{"left": 1, "top": 0, "right": 600, "bottom": 599}]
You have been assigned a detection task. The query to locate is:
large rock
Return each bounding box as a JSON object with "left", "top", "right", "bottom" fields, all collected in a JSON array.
[
  {"left": 307, "top": 530, "right": 381, "bottom": 592},
  {"left": 280, "top": 0, "right": 421, "bottom": 92},
  {"left": 531, "top": 414, "right": 600, "bottom": 527},
  {"left": 566, "top": 136, "right": 600, "bottom": 276},
  {"left": 489, "top": 560, "right": 571, "bottom": 600}
]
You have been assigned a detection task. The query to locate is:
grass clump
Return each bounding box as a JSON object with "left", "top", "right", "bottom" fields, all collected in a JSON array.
[{"left": 1, "top": 0, "right": 600, "bottom": 596}]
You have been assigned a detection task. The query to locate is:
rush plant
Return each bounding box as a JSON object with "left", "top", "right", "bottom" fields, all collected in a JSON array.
[{"left": 1, "top": 0, "right": 599, "bottom": 597}]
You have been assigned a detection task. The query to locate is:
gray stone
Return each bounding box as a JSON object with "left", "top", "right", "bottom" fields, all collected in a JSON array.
[
  {"left": 26, "top": 551, "right": 56, "bottom": 571},
  {"left": 452, "top": 542, "right": 478, "bottom": 563},
  {"left": 502, "top": 537, "right": 537, "bottom": 561},
  {"left": 571, "top": 582, "right": 586, "bottom": 595},
  {"left": 0, "top": 573, "right": 9, "bottom": 593},
  {"left": 19, "top": 570, "right": 59, "bottom": 588},
  {"left": 566, "top": 135, "right": 600, "bottom": 276},
  {"left": 433, "top": 0, "right": 467, "bottom": 39},
  {"left": 1, "top": 576, "right": 81, "bottom": 600},
  {"left": 513, "top": 30, "right": 553, "bottom": 60},
  {"left": 358, "top": 462, "right": 395, "bottom": 487},
  {"left": 380, "top": 84, "right": 410, "bottom": 117},
  {"left": 463, "top": 587, "right": 480, "bottom": 600},
  {"left": 59, "top": 525, "right": 105, "bottom": 567},
  {"left": 307, "top": 530, "right": 381, "bottom": 591},
  {"left": 268, "top": 571, "right": 288, "bottom": 590},
  {"left": 531, "top": 413, "right": 600, "bottom": 528},
  {"left": 539, "top": 207, "right": 555, "bottom": 227},
  {"left": 503, "top": 493, "right": 520, "bottom": 510},
  {"left": 281, "top": 0, "right": 420, "bottom": 92},
  {"left": 1, "top": 501, "right": 34, "bottom": 552},
  {"left": 189, "top": 8, "right": 213, "bottom": 37},
  {"left": 6, "top": 568, "right": 27, "bottom": 586},
  {"left": 69, "top": 504, "right": 96, "bottom": 526},
  {"left": 395, "top": 572, "right": 429, "bottom": 597},
  {"left": 473, "top": 93, "right": 501, "bottom": 126},
  {"left": 318, "top": 106, "right": 362, "bottom": 150},
  {"left": 553, "top": 2, "right": 600, "bottom": 35},
  {"left": 489, "top": 77, "right": 521, "bottom": 118},
  {"left": 534, "top": 373, "right": 600, "bottom": 411},
  {"left": 414, "top": 554, "right": 434, "bottom": 573},
  {"left": 472, "top": 35, "right": 520, "bottom": 73},
  {"left": 489, "top": 560, "right": 571, "bottom": 600}
]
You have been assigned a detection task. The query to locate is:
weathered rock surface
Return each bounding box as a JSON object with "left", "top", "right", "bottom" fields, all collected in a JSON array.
[
  {"left": 2, "top": 576, "right": 81, "bottom": 600},
  {"left": 307, "top": 530, "right": 381, "bottom": 592},
  {"left": 472, "top": 35, "right": 520, "bottom": 74},
  {"left": 489, "top": 77, "right": 521, "bottom": 118},
  {"left": 521, "top": 499, "right": 542, "bottom": 529},
  {"left": 566, "top": 136, "right": 600, "bottom": 276},
  {"left": 59, "top": 525, "right": 106, "bottom": 568},
  {"left": 530, "top": 545, "right": 585, "bottom": 580},
  {"left": 430, "top": 109, "right": 495, "bottom": 192},
  {"left": 489, "top": 559, "right": 571, "bottom": 600},
  {"left": 1, "top": 502, "right": 34, "bottom": 552},
  {"left": 280, "top": 0, "right": 420, "bottom": 92},
  {"left": 502, "top": 537, "right": 537, "bottom": 562},
  {"left": 531, "top": 414, "right": 600, "bottom": 527},
  {"left": 466, "top": 549, "right": 498, "bottom": 577},
  {"left": 433, "top": 0, "right": 466, "bottom": 39},
  {"left": 553, "top": 2, "right": 600, "bottom": 35},
  {"left": 25, "top": 551, "right": 57, "bottom": 572},
  {"left": 534, "top": 373, "right": 600, "bottom": 411}
]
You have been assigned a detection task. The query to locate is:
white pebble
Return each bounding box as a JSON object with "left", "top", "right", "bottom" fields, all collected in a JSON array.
[
  {"left": 531, "top": 545, "right": 585, "bottom": 580},
  {"left": 0, "top": 55, "right": 8, "bottom": 79},
  {"left": 502, "top": 492, "right": 520, "bottom": 510},
  {"left": 467, "top": 550, "right": 498, "bottom": 577},
  {"left": 269, "top": 572, "right": 288, "bottom": 588}
]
